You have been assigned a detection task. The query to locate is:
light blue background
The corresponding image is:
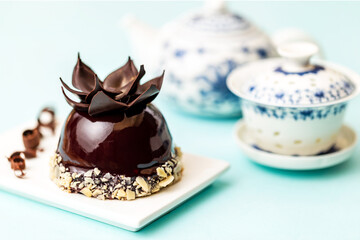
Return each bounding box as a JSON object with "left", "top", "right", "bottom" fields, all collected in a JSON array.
[{"left": 1, "top": 1, "right": 360, "bottom": 239}]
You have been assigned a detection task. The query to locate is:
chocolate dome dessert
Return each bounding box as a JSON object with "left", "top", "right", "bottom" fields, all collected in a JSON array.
[{"left": 50, "top": 55, "right": 183, "bottom": 200}]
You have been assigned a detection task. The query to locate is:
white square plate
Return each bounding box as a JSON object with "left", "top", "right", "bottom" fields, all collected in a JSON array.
[{"left": 0, "top": 121, "right": 229, "bottom": 231}]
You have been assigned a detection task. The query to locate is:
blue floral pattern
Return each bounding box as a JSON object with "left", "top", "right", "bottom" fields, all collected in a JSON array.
[
  {"left": 243, "top": 101, "right": 348, "bottom": 121},
  {"left": 194, "top": 60, "right": 241, "bottom": 107},
  {"left": 274, "top": 65, "right": 325, "bottom": 76},
  {"left": 238, "top": 58, "right": 356, "bottom": 107},
  {"left": 256, "top": 48, "right": 268, "bottom": 59},
  {"left": 246, "top": 78, "right": 355, "bottom": 105},
  {"left": 174, "top": 49, "right": 186, "bottom": 58},
  {"left": 187, "top": 13, "right": 251, "bottom": 32},
  {"left": 164, "top": 59, "right": 242, "bottom": 115}
]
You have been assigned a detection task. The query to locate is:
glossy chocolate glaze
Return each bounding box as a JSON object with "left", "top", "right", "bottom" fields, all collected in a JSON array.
[{"left": 57, "top": 104, "right": 174, "bottom": 177}]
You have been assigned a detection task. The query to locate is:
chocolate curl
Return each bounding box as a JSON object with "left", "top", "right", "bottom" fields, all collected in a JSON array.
[
  {"left": 37, "top": 107, "right": 56, "bottom": 135},
  {"left": 7, "top": 152, "right": 26, "bottom": 178},
  {"left": 7, "top": 152, "right": 25, "bottom": 162},
  {"left": 22, "top": 128, "right": 41, "bottom": 158},
  {"left": 23, "top": 148, "right": 38, "bottom": 159}
]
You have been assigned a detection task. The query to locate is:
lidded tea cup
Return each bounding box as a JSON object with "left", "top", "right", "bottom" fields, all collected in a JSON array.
[{"left": 227, "top": 42, "right": 360, "bottom": 155}]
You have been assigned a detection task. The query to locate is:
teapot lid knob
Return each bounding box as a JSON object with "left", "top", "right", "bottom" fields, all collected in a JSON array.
[
  {"left": 204, "top": 0, "right": 228, "bottom": 14},
  {"left": 277, "top": 41, "right": 319, "bottom": 67}
]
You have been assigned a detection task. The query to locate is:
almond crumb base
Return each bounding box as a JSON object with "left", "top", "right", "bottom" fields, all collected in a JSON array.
[{"left": 49, "top": 147, "right": 183, "bottom": 201}]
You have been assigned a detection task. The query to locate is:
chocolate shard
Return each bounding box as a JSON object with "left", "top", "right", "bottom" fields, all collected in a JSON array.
[
  {"left": 85, "top": 74, "right": 103, "bottom": 102},
  {"left": 88, "top": 91, "right": 128, "bottom": 116},
  {"left": 136, "top": 70, "right": 164, "bottom": 95},
  {"left": 102, "top": 57, "right": 139, "bottom": 93},
  {"left": 72, "top": 53, "right": 97, "bottom": 93},
  {"left": 115, "top": 65, "right": 146, "bottom": 101},
  {"left": 128, "top": 85, "right": 160, "bottom": 107},
  {"left": 61, "top": 87, "right": 90, "bottom": 112},
  {"left": 128, "top": 65, "right": 146, "bottom": 95},
  {"left": 60, "top": 78, "right": 87, "bottom": 101}
]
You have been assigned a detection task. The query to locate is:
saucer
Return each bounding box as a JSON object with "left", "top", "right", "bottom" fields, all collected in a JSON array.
[{"left": 234, "top": 120, "right": 357, "bottom": 170}]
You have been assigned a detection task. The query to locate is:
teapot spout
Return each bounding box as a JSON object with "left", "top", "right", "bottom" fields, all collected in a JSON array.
[{"left": 122, "top": 15, "right": 160, "bottom": 71}]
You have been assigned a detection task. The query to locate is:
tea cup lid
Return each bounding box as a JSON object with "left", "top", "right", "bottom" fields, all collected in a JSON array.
[{"left": 227, "top": 42, "right": 359, "bottom": 107}]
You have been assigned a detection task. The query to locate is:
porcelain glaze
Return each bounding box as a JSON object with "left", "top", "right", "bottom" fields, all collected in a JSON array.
[
  {"left": 242, "top": 101, "right": 347, "bottom": 155},
  {"left": 238, "top": 59, "right": 355, "bottom": 106},
  {"left": 235, "top": 120, "right": 357, "bottom": 170},
  {"left": 227, "top": 42, "right": 360, "bottom": 155},
  {"left": 123, "top": 1, "right": 316, "bottom": 117},
  {"left": 157, "top": 2, "right": 274, "bottom": 117}
]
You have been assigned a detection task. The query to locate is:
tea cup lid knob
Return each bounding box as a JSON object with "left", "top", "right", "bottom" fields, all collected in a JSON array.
[{"left": 277, "top": 41, "right": 319, "bottom": 71}]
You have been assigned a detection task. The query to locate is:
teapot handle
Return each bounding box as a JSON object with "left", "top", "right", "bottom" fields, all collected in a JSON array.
[{"left": 270, "top": 28, "right": 324, "bottom": 59}]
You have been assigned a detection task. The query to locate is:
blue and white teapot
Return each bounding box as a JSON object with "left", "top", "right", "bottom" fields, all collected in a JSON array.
[{"left": 123, "top": 0, "right": 317, "bottom": 117}]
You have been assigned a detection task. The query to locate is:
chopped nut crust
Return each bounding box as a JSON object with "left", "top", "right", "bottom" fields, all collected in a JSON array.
[{"left": 50, "top": 147, "right": 183, "bottom": 200}]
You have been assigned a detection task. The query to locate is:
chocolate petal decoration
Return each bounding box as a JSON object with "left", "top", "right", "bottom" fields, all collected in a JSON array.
[
  {"left": 60, "top": 78, "right": 87, "bottom": 101},
  {"left": 115, "top": 65, "right": 146, "bottom": 100},
  {"left": 72, "top": 53, "right": 97, "bottom": 93},
  {"left": 136, "top": 70, "right": 164, "bottom": 95},
  {"left": 61, "top": 87, "right": 90, "bottom": 112},
  {"left": 85, "top": 74, "right": 104, "bottom": 102},
  {"left": 88, "top": 91, "right": 128, "bottom": 116},
  {"left": 128, "top": 65, "right": 146, "bottom": 95},
  {"left": 62, "top": 55, "right": 165, "bottom": 116},
  {"left": 128, "top": 85, "right": 160, "bottom": 107},
  {"left": 103, "top": 57, "right": 139, "bottom": 93}
]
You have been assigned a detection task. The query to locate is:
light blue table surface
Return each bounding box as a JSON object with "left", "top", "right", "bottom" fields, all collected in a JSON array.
[{"left": 1, "top": 1, "right": 360, "bottom": 239}]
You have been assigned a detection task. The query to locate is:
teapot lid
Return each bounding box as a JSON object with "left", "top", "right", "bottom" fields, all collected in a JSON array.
[
  {"left": 174, "top": 0, "right": 257, "bottom": 36},
  {"left": 227, "top": 42, "right": 359, "bottom": 107}
]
